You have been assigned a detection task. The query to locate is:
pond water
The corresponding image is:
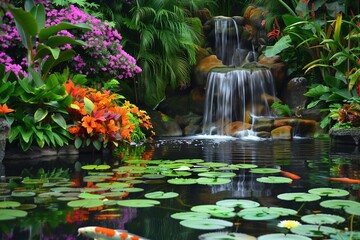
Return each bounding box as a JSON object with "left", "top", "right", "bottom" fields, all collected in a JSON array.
[{"left": 1, "top": 137, "right": 360, "bottom": 240}]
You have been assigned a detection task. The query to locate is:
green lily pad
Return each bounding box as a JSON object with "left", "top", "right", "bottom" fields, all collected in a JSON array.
[
  {"left": 198, "top": 172, "right": 236, "bottom": 178},
  {"left": 308, "top": 188, "right": 349, "bottom": 197},
  {"left": 257, "top": 176, "right": 293, "bottom": 184},
  {"left": 117, "top": 199, "right": 160, "bottom": 208},
  {"left": 216, "top": 199, "right": 260, "bottom": 209},
  {"left": 15, "top": 204, "right": 37, "bottom": 210},
  {"left": 0, "top": 201, "right": 21, "bottom": 208},
  {"left": 158, "top": 163, "right": 193, "bottom": 169},
  {"left": 102, "top": 192, "right": 127, "bottom": 198},
  {"left": 81, "top": 164, "right": 111, "bottom": 170},
  {"left": 78, "top": 192, "right": 105, "bottom": 199},
  {"left": 123, "top": 159, "right": 150, "bottom": 164},
  {"left": 180, "top": 218, "right": 233, "bottom": 230},
  {"left": 345, "top": 206, "right": 360, "bottom": 216},
  {"left": 277, "top": 193, "right": 321, "bottom": 202},
  {"left": 257, "top": 233, "right": 311, "bottom": 240},
  {"left": 141, "top": 174, "right": 165, "bottom": 179},
  {"left": 125, "top": 179, "right": 144, "bottom": 184},
  {"left": 320, "top": 199, "right": 360, "bottom": 209},
  {"left": 160, "top": 171, "right": 192, "bottom": 177},
  {"left": 238, "top": 207, "right": 297, "bottom": 220},
  {"left": 301, "top": 214, "right": 345, "bottom": 225},
  {"left": 197, "top": 162, "right": 229, "bottom": 168},
  {"left": 50, "top": 187, "right": 80, "bottom": 193},
  {"left": 167, "top": 178, "right": 197, "bottom": 185},
  {"left": 199, "top": 232, "right": 256, "bottom": 240},
  {"left": 96, "top": 182, "right": 130, "bottom": 189},
  {"left": 144, "top": 191, "right": 179, "bottom": 199},
  {"left": 0, "top": 209, "right": 28, "bottom": 221},
  {"left": 22, "top": 178, "right": 47, "bottom": 185},
  {"left": 174, "top": 159, "right": 204, "bottom": 164},
  {"left": 170, "top": 211, "right": 210, "bottom": 220},
  {"left": 83, "top": 176, "right": 108, "bottom": 183},
  {"left": 191, "top": 205, "right": 234, "bottom": 214},
  {"left": 37, "top": 192, "right": 64, "bottom": 198},
  {"left": 250, "top": 168, "right": 281, "bottom": 174},
  {"left": 229, "top": 164, "right": 258, "bottom": 169},
  {"left": 82, "top": 187, "right": 109, "bottom": 192},
  {"left": 290, "top": 224, "right": 339, "bottom": 237},
  {"left": 11, "top": 191, "right": 36, "bottom": 197},
  {"left": 57, "top": 197, "right": 79, "bottom": 201},
  {"left": 67, "top": 199, "right": 104, "bottom": 208},
  {"left": 112, "top": 187, "right": 144, "bottom": 193},
  {"left": 211, "top": 211, "right": 236, "bottom": 218},
  {"left": 330, "top": 231, "right": 360, "bottom": 240},
  {"left": 196, "top": 177, "right": 231, "bottom": 185}
]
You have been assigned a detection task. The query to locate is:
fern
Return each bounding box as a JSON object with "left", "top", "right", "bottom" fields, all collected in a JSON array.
[{"left": 271, "top": 101, "right": 292, "bottom": 117}]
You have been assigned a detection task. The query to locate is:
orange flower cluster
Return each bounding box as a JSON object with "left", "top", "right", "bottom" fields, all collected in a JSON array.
[
  {"left": 0, "top": 103, "right": 14, "bottom": 115},
  {"left": 65, "top": 80, "right": 154, "bottom": 149}
]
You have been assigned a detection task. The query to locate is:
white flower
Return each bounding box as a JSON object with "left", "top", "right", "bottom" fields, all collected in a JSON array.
[{"left": 277, "top": 220, "right": 301, "bottom": 229}]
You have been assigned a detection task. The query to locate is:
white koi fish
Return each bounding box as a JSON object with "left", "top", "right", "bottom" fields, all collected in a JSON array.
[{"left": 78, "top": 226, "right": 149, "bottom": 240}]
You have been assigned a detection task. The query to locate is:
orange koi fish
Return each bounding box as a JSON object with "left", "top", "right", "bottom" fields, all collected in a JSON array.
[
  {"left": 78, "top": 226, "right": 149, "bottom": 240},
  {"left": 327, "top": 177, "right": 360, "bottom": 184},
  {"left": 280, "top": 170, "right": 301, "bottom": 180}
]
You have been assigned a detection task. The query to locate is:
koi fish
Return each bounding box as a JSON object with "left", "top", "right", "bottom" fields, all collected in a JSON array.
[
  {"left": 78, "top": 226, "right": 149, "bottom": 240},
  {"left": 280, "top": 170, "right": 301, "bottom": 180},
  {"left": 327, "top": 177, "right": 360, "bottom": 184}
]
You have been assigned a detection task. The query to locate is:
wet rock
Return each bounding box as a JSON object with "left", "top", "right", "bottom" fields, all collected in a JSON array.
[
  {"left": 223, "top": 121, "right": 252, "bottom": 136},
  {"left": 256, "top": 131, "right": 271, "bottom": 138},
  {"left": 252, "top": 117, "right": 274, "bottom": 132},
  {"left": 330, "top": 127, "right": 360, "bottom": 145},
  {"left": 232, "top": 16, "right": 245, "bottom": 26},
  {"left": 271, "top": 126, "right": 293, "bottom": 140},
  {"left": 194, "top": 55, "right": 224, "bottom": 86},
  {"left": 193, "top": 8, "right": 212, "bottom": 24},
  {"left": 274, "top": 118, "right": 297, "bottom": 128},
  {"left": 0, "top": 118, "right": 10, "bottom": 163},
  {"left": 258, "top": 56, "right": 286, "bottom": 92},
  {"left": 284, "top": 77, "right": 309, "bottom": 110},
  {"left": 295, "top": 119, "right": 317, "bottom": 137}
]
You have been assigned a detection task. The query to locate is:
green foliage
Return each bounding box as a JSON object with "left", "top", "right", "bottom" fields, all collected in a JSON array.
[{"left": 271, "top": 102, "right": 292, "bottom": 117}]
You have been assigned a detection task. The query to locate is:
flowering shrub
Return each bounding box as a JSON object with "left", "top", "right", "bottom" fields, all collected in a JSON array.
[
  {"left": 1, "top": 0, "right": 141, "bottom": 80},
  {"left": 65, "top": 80, "right": 154, "bottom": 150}
]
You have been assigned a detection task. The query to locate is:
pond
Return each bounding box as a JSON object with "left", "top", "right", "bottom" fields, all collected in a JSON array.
[{"left": 1, "top": 137, "right": 360, "bottom": 240}]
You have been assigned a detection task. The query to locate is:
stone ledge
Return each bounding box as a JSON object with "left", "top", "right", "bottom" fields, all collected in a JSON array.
[{"left": 329, "top": 127, "right": 360, "bottom": 145}]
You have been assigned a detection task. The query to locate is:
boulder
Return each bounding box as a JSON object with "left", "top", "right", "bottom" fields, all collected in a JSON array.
[
  {"left": 252, "top": 117, "right": 274, "bottom": 132},
  {"left": 271, "top": 126, "right": 293, "bottom": 140},
  {"left": 194, "top": 55, "right": 224, "bottom": 86},
  {"left": 283, "top": 77, "right": 309, "bottom": 111},
  {"left": 223, "top": 121, "right": 252, "bottom": 136}
]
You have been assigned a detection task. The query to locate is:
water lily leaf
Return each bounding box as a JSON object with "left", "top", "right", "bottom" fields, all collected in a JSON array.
[
  {"left": 141, "top": 174, "right": 165, "bottom": 179},
  {"left": 50, "top": 187, "right": 80, "bottom": 192},
  {"left": 125, "top": 179, "right": 144, "bottom": 184},
  {"left": 344, "top": 206, "right": 360, "bottom": 216},
  {"left": 0, "top": 201, "right": 21, "bottom": 208},
  {"left": 320, "top": 199, "right": 360, "bottom": 209},
  {"left": 308, "top": 188, "right": 349, "bottom": 197},
  {"left": 277, "top": 193, "right": 321, "bottom": 202},
  {"left": 257, "top": 176, "right": 293, "bottom": 184},
  {"left": 103, "top": 200, "right": 118, "bottom": 206},
  {"left": 197, "top": 162, "right": 229, "bottom": 168},
  {"left": 199, "top": 232, "right": 256, "bottom": 240},
  {"left": 191, "top": 205, "right": 234, "bottom": 214},
  {"left": 167, "top": 178, "right": 197, "bottom": 185},
  {"left": 191, "top": 168, "right": 209, "bottom": 173},
  {"left": 96, "top": 182, "right": 130, "bottom": 189},
  {"left": 238, "top": 207, "right": 297, "bottom": 220},
  {"left": 174, "top": 159, "right": 204, "bottom": 164},
  {"left": 160, "top": 171, "right": 192, "bottom": 177},
  {"left": 102, "top": 192, "right": 127, "bottom": 198},
  {"left": 0, "top": 209, "right": 28, "bottom": 221},
  {"left": 11, "top": 191, "right": 36, "bottom": 197},
  {"left": 196, "top": 177, "right": 231, "bottom": 185},
  {"left": 117, "top": 199, "right": 160, "bottom": 208},
  {"left": 250, "top": 168, "right": 281, "bottom": 174},
  {"left": 290, "top": 224, "right": 339, "bottom": 237},
  {"left": 22, "top": 178, "right": 47, "bottom": 185},
  {"left": 330, "top": 231, "right": 360, "bottom": 240},
  {"left": 67, "top": 199, "right": 104, "bottom": 208},
  {"left": 123, "top": 159, "right": 150, "bottom": 164},
  {"left": 112, "top": 187, "right": 144, "bottom": 193},
  {"left": 57, "top": 197, "right": 78, "bottom": 201},
  {"left": 170, "top": 211, "right": 211, "bottom": 220},
  {"left": 158, "top": 163, "right": 193, "bottom": 169},
  {"left": 180, "top": 218, "right": 233, "bottom": 230},
  {"left": 78, "top": 192, "right": 105, "bottom": 199},
  {"left": 37, "top": 192, "right": 64, "bottom": 198},
  {"left": 301, "top": 214, "right": 345, "bottom": 225},
  {"left": 82, "top": 187, "right": 109, "bottom": 192},
  {"left": 83, "top": 176, "right": 108, "bottom": 183},
  {"left": 81, "top": 164, "right": 111, "bottom": 170},
  {"left": 257, "top": 233, "right": 311, "bottom": 240},
  {"left": 230, "top": 164, "right": 258, "bottom": 169},
  {"left": 198, "top": 172, "right": 236, "bottom": 178},
  {"left": 216, "top": 199, "right": 260, "bottom": 209},
  {"left": 114, "top": 166, "right": 146, "bottom": 173},
  {"left": 15, "top": 204, "right": 37, "bottom": 210},
  {"left": 211, "top": 211, "right": 236, "bottom": 218},
  {"left": 144, "top": 191, "right": 179, "bottom": 199}
]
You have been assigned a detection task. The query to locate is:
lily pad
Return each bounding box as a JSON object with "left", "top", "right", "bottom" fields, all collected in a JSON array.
[
  {"left": 158, "top": 163, "right": 193, "bottom": 169},
  {"left": 78, "top": 192, "right": 105, "bottom": 199},
  {"left": 191, "top": 205, "right": 234, "bottom": 214},
  {"left": 117, "top": 199, "right": 160, "bottom": 208},
  {"left": 250, "top": 168, "right": 281, "bottom": 174},
  {"left": 216, "top": 199, "right": 260, "bottom": 209},
  {"left": 0, "top": 209, "right": 28, "bottom": 220},
  {"left": 144, "top": 191, "right": 179, "bottom": 199},
  {"left": 196, "top": 177, "right": 231, "bottom": 185},
  {"left": 277, "top": 193, "right": 321, "bottom": 202},
  {"left": 257, "top": 176, "right": 293, "bottom": 184},
  {"left": 199, "top": 232, "right": 256, "bottom": 240},
  {"left": 160, "top": 171, "right": 192, "bottom": 177},
  {"left": 301, "top": 214, "right": 345, "bottom": 225},
  {"left": 330, "top": 231, "right": 360, "bottom": 240},
  {"left": 67, "top": 199, "right": 104, "bottom": 208},
  {"left": 81, "top": 164, "right": 111, "bottom": 170},
  {"left": 50, "top": 187, "right": 80, "bottom": 193},
  {"left": 0, "top": 201, "right": 21, "bottom": 208},
  {"left": 238, "top": 207, "right": 297, "bottom": 220},
  {"left": 290, "top": 224, "right": 339, "bottom": 237},
  {"left": 167, "top": 178, "right": 197, "bottom": 185},
  {"left": 211, "top": 211, "right": 236, "bottom": 218},
  {"left": 170, "top": 211, "right": 210, "bottom": 220},
  {"left": 197, "top": 162, "right": 229, "bottom": 168},
  {"left": 308, "top": 188, "right": 349, "bottom": 197},
  {"left": 320, "top": 199, "right": 360, "bottom": 210},
  {"left": 180, "top": 218, "right": 233, "bottom": 230},
  {"left": 83, "top": 176, "right": 108, "bottom": 183},
  {"left": 230, "top": 164, "right": 258, "bottom": 169},
  {"left": 198, "top": 172, "right": 236, "bottom": 178},
  {"left": 345, "top": 206, "right": 360, "bottom": 216},
  {"left": 11, "top": 191, "right": 36, "bottom": 197},
  {"left": 174, "top": 159, "right": 204, "bottom": 164},
  {"left": 102, "top": 192, "right": 127, "bottom": 198},
  {"left": 257, "top": 233, "right": 311, "bottom": 240},
  {"left": 112, "top": 187, "right": 144, "bottom": 193},
  {"left": 141, "top": 174, "right": 165, "bottom": 179},
  {"left": 96, "top": 182, "right": 130, "bottom": 189}
]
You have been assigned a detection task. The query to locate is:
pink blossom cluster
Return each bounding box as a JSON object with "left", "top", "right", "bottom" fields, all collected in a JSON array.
[{"left": 0, "top": 0, "right": 141, "bottom": 80}]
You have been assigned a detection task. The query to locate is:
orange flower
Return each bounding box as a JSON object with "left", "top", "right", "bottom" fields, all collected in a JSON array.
[
  {"left": 82, "top": 116, "right": 97, "bottom": 134},
  {"left": 0, "top": 104, "right": 14, "bottom": 114},
  {"left": 107, "top": 119, "right": 120, "bottom": 133},
  {"left": 68, "top": 126, "right": 81, "bottom": 135}
]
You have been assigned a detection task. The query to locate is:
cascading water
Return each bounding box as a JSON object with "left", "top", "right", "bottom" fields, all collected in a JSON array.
[{"left": 202, "top": 17, "right": 277, "bottom": 136}]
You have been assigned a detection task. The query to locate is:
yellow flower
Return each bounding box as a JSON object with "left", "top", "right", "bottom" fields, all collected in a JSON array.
[{"left": 277, "top": 220, "right": 301, "bottom": 229}]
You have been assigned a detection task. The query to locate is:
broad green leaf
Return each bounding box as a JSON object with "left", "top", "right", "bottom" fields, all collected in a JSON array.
[
  {"left": 74, "top": 138, "right": 82, "bottom": 149},
  {"left": 34, "top": 108, "right": 48, "bottom": 122},
  {"left": 304, "top": 85, "right": 330, "bottom": 97},
  {"left": 46, "top": 36, "right": 87, "bottom": 48},
  {"left": 84, "top": 97, "right": 95, "bottom": 115},
  {"left": 264, "top": 35, "right": 292, "bottom": 57},
  {"left": 38, "top": 22, "right": 92, "bottom": 42},
  {"left": 30, "top": 4, "right": 45, "bottom": 31},
  {"left": 35, "top": 44, "right": 60, "bottom": 60},
  {"left": 42, "top": 49, "right": 76, "bottom": 79},
  {"left": 9, "top": 7, "right": 37, "bottom": 49},
  {"left": 18, "top": 126, "right": 33, "bottom": 143},
  {"left": 51, "top": 113, "right": 67, "bottom": 129}
]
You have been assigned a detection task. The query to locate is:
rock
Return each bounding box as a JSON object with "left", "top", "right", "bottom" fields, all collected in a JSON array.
[
  {"left": 329, "top": 127, "right": 360, "bottom": 145},
  {"left": 223, "top": 121, "right": 252, "bottom": 136},
  {"left": 283, "top": 77, "right": 309, "bottom": 110},
  {"left": 194, "top": 55, "right": 224, "bottom": 86},
  {"left": 256, "top": 131, "right": 271, "bottom": 138},
  {"left": 258, "top": 57, "right": 286, "bottom": 92},
  {"left": 252, "top": 117, "right": 274, "bottom": 132},
  {"left": 232, "top": 16, "right": 245, "bottom": 26},
  {"left": 193, "top": 8, "right": 212, "bottom": 24},
  {"left": 0, "top": 118, "right": 10, "bottom": 163},
  {"left": 274, "top": 118, "right": 316, "bottom": 137},
  {"left": 271, "top": 126, "right": 293, "bottom": 140}
]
